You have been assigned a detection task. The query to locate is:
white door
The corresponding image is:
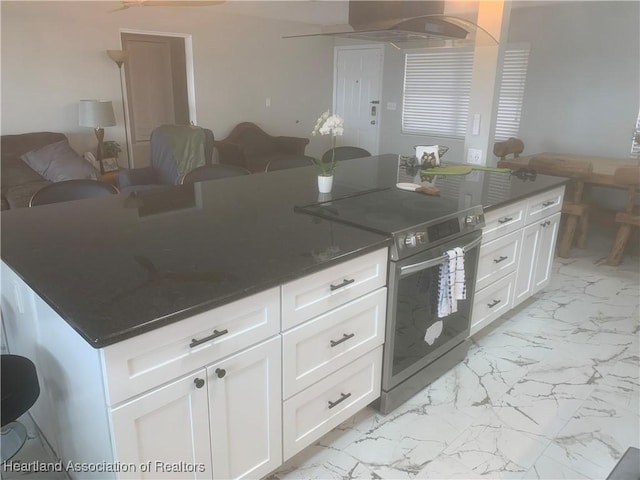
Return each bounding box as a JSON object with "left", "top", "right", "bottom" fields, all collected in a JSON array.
[
  {"left": 110, "top": 370, "right": 212, "bottom": 479},
  {"left": 208, "top": 337, "right": 282, "bottom": 480},
  {"left": 334, "top": 46, "right": 383, "bottom": 155}
]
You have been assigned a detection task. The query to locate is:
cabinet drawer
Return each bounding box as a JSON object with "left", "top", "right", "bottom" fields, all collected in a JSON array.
[
  {"left": 102, "top": 287, "right": 280, "bottom": 406},
  {"left": 282, "top": 346, "right": 382, "bottom": 461},
  {"left": 476, "top": 230, "right": 521, "bottom": 292},
  {"left": 482, "top": 200, "right": 527, "bottom": 243},
  {"left": 281, "top": 248, "right": 388, "bottom": 330},
  {"left": 525, "top": 186, "right": 564, "bottom": 225},
  {"left": 282, "top": 288, "right": 386, "bottom": 399},
  {"left": 471, "top": 272, "right": 515, "bottom": 336}
]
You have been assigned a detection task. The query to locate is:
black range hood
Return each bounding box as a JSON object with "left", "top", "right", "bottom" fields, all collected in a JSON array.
[{"left": 283, "top": 1, "right": 497, "bottom": 48}]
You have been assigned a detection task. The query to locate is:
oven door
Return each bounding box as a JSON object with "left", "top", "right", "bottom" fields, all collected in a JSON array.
[{"left": 382, "top": 230, "right": 482, "bottom": 391}]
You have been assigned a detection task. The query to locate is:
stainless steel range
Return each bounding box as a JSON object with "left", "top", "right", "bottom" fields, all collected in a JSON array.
[{"left": 298, "top": 187, "right": 484, "bottom": 414}]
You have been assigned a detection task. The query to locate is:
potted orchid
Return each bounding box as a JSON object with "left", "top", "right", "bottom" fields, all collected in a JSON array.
[{"left": 311, "top": 109, "right": 344, "bottom": 192}]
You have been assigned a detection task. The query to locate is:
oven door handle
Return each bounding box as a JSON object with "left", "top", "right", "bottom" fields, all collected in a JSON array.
[{"left": 399, "top": 235, "right": 483, "bottom": 276}]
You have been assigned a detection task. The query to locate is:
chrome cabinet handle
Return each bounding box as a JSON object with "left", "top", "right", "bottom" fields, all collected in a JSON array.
[
  {"left": 540, "top": 220, "right": 551, "bottom": 227},
  {"left": 493, "top": 256, "right": 508, "bottom": 264},
  {"left": 330, "top": 333, "right": 355, "bottom": 347},
  {"left": 190, "top": 329, "right": 228, "bottom": 348},
  {"left": 328, "top": 392, "right": 351, "bottom": 409},
  {"left": 330, "top": 278, "right": 355, "bottom": 291},
  {"left": 487, "top": 299, "right": 501, "bottom": 308},
  {"left": 542, "top": 200, "right": 555, "bottom": 207},
  {"left": 498, "top": 217, "right": 513, "bottom": 224}
]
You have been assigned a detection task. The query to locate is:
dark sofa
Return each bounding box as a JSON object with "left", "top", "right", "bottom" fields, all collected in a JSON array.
[
  {"left": 1, "top": 132, "right": 102, "bottom": 210},
  {"left": 214, "top": 122, "right": 309, "bottom": 173},
  {"left": 0, "top": 132, "right": 65, "bottom": 210}
]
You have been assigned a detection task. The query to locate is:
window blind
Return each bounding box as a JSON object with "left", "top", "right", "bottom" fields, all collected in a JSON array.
[
  {"left": 402, "top": 51, "right": 474, "bottom": 138},
  {"left": 402, "top": 47, "right": 530, "bottom": 140},
  {"left": 495, "top": 47, "right": 530, "bottom": 140}
]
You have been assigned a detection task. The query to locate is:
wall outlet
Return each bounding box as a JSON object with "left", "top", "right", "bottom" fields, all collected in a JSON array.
[{"left": 467, "top": 148, "right": 482, "bottom": 165}]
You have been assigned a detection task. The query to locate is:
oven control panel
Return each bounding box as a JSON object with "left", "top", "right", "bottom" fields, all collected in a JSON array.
[{"left": 394, "top": 208, "right": 485, "bottom": 260}]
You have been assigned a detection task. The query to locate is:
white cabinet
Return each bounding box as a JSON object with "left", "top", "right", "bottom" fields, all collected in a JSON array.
[
  {"left": 281, "top": 249, "right": 388, "bottom": 461},
  {"left": 102, "top": 288, "right": 280, "bottom": 406},
  {"left": 109, "top": 331, "right": 281, "bottom": 480},
  {"left": 472, "top": 186, "right": 564, "bottom": 335},
  {"left": 110, "top": 370, "right": 213, "bottom": 479},
  {"left": 281, "top": 249, "right": 388, "bottom": 330},
  {"left": 1, "top": 248, "right": 388, "bottom": 480},
  {"left": 208, "top": 338, "right": 282, "bottom": 480},
  {"left": 532, "top": 212, "right": 562, "bottom": 295},
  {"left": 283, "top": 346, "right": 382, "bottom": 460}
]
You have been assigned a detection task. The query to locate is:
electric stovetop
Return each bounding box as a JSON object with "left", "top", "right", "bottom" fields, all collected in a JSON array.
[{"left": 297, "top": 188, "right": 469, "bottom": 237}]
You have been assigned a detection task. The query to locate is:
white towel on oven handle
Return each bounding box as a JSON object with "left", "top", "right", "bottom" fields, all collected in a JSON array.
[{"left": 436, "top": 247, "right": 466, "bottom": 319}]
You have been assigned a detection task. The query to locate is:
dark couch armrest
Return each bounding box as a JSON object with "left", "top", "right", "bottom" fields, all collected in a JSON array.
[
  {"left": 276, "top": 136, "right": 309, "bottom": 155},
  {"left": 117, "top": 167, "right": 159, "bottom": 191},
  {"left": 214, "top": 141, "right": 247, "bottom": 168}
]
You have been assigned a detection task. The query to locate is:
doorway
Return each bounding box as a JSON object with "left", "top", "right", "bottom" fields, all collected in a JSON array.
[
  {"left": 121, "top": 32, "right": 194, "bottom": 168},
  {"left": 333, "top": 46, "right": 384, "bottom": 155}
]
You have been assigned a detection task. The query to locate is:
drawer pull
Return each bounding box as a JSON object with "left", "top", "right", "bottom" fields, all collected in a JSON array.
[
  {"left": 330, "top": 333, "right": 355, "bottom": 347},
  {"left": 497, "top": 217, "right": 513, "bottom": 224},
  {"left": 542, "top": 200, "right": 555, "bottom": 207},
  {"left": 215, "top": 368, "right": 226, "bottom": 379},
  {"left": 328, "top": 392, "right": 351, "bottom": 409},
  {"left": 540, "top": 220, "right": 551, "bottom": 227},
  {"left": 487, "top": 299, "right": 501, "bottom": 308},
  {"left": 493, "top": 256, "right": 508, "bottom": 264},
  {"left": 194, "top": 378, "right": 205, "bottom": 389},
  {"left": 330, "top": 278, "right": 355, "bottom": 291},
  {"left": 190, "top": 329, "right": 229, "bottom": 348}
]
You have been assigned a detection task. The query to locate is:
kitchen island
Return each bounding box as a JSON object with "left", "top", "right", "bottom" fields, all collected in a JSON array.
[{"left": 0, "top": 154, "right": 566, "bottom": 479}]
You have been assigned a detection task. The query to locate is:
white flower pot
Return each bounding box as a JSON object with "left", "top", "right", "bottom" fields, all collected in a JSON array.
[{"left": 317, "top": 175, "right": 333, "bottom": 194}]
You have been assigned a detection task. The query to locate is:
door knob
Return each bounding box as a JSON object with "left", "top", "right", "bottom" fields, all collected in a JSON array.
[
  {"left": 194, "top": 378, "right": 205, "bottom": 389},
  {"left": 215, "top": 368, "right": 226, "bottom": 378}
]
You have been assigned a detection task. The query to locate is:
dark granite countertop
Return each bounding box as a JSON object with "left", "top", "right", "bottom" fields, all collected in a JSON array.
[{"left": 0, "top": 154, "right": 565, "bottom": 348}]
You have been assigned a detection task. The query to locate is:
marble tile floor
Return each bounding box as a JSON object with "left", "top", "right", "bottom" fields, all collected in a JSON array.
[
  {"left": 271, "top": 230, "right": 639, "bottom": 480},
  {"left": 3, "top": 229, "right": 638, "bottom": 480}
]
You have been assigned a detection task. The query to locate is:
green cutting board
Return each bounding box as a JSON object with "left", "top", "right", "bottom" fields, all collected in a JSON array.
[{"left": 420, "top": 164, "right": 511, "bottom": 176}]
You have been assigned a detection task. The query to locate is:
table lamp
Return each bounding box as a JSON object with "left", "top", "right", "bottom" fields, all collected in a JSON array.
[{"left": 79, "top": 99, "right": 116, "bottom": 174}]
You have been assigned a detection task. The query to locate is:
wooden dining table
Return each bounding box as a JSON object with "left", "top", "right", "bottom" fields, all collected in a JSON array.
[
  {"left": 497, "top": 152, "right": 638, "bottom": 188},
  {"left": 498, "top": 152, "right": 640, "bottom": 251}
]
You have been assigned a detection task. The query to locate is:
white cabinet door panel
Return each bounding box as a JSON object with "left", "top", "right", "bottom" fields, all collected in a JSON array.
[
  {"left": 471, "top": 272, "right": 515, "bottom": 336},
  {"left": 476, "top": 230, "right": 521, "bottom": 292},
  {"left": 281, "top": 249, "right": 387, "bottom": 330},
  {"left": 208, "top": 337, "right": 282, "bottom": 480},
  {"left": 482, "top": 200, "right": 527, "bottom": 243},
  {"left": 110, "top": 370, "right": 212, "bottom": 479},
  {"left": 282, "top": 288, "right": 386, "bottom": 399},
  {"left": 533, "top": 212, "right": 561, "bottom": 294},
  {"left": 282, "top": 346, "right": 382, "bottom": 461}
]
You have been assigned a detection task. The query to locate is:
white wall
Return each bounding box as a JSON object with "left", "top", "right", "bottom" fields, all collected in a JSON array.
[
  {"left": 0, "top": 1, "right": 336, "bottom": 161},
  {"left": 509, "top": 1, "right": 639, "bottom": 159}
]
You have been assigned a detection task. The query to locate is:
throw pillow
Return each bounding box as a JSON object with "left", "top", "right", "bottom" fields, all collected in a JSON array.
[{"left": 21, "top": 140, "right": 98, "bottom": 182}]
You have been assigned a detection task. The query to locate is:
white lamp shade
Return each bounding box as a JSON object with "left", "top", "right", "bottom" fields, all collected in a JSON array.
[{"left": 79, "top": 100, "right": 116, "bottom": 128}]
